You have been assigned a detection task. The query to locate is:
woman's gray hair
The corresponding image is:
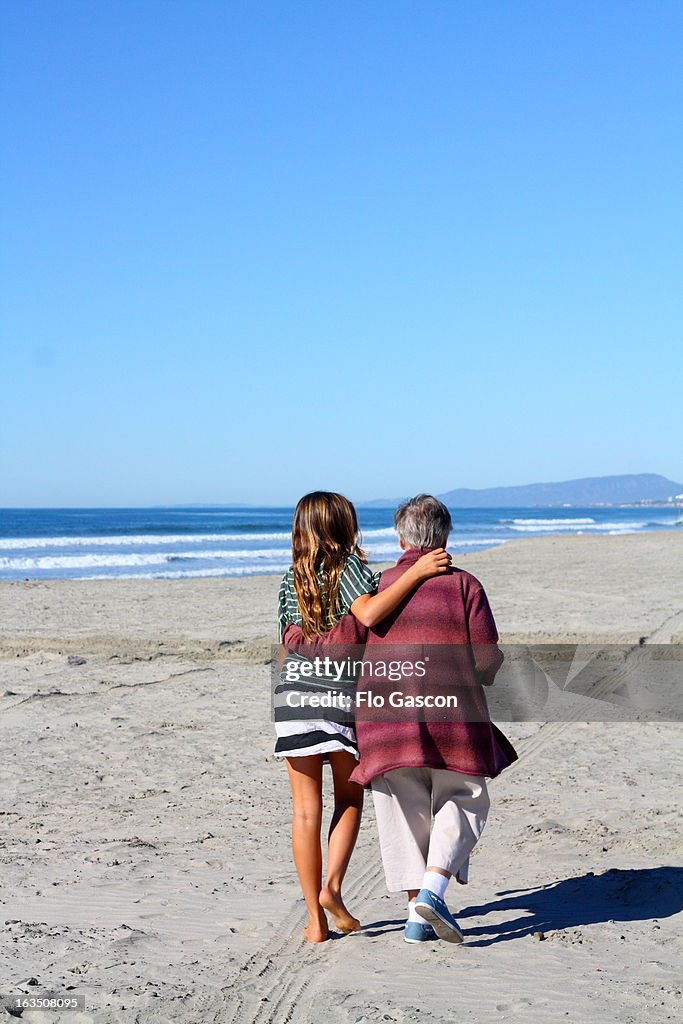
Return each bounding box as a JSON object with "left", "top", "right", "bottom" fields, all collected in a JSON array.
[{"left": 394, "top": 494, "right": 452, "bottom": 549}]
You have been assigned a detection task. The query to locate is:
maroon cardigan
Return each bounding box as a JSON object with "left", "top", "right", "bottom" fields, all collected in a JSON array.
[{"left": 282, "top": 548, "right": 517, "bottom": 786}]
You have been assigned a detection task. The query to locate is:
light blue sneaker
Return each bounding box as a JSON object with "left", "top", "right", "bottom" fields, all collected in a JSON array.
[
  {"left": 404, "top": 920, "right": 438, "bottom": 944},
  {"left": 414, "top": 888, "right": 464, "bottom": 943}
]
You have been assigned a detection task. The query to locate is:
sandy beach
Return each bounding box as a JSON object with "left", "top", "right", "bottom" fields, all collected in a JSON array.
[{"left": 1, "top": 531, "right": 682, "bottom": 1024}]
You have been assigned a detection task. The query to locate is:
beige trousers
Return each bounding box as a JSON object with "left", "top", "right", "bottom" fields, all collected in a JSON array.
[{"left": 370, "top": 767, "right": 490, "bottom": 893}]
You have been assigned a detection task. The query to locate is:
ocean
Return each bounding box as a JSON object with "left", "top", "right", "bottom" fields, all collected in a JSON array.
[{"left": 0, "top": 505, "right": 679, "bottom": 582}]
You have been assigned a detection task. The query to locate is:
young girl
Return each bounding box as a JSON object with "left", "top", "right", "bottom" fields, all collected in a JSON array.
[{"left": 276, "top": 491, "right": 450, "bottom": 942}]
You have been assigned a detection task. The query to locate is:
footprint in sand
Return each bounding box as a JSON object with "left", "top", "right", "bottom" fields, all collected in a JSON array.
[{"left": 495, "top": 997, "right": 537, "bottom": 1013}]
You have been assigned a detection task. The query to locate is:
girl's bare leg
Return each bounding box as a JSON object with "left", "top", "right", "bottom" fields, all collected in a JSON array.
[
  {"left": 319, "top": 750, "right": 364, "bottom": 932},
  {"left": 286, "top": 755, "right": 328, "bottom": 942}
]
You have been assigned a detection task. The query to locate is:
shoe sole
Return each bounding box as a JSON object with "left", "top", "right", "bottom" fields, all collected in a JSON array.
[{"left": 414, "top": 901, "right": 464, "bottom": 943}]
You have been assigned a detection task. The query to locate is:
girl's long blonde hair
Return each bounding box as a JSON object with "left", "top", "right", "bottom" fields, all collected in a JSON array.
[{"left": 292, "top": 491, "right": 367, "bottom": 639}]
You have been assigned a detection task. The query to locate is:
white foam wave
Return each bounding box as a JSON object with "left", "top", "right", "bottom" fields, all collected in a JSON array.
[
  {"left": 75, "top": 542, "right": 508, "bottom": 581},
  {"left": 0, "top": 548, "right": 292, "bottom": 571},
  {"left": 78, "top": 564, "right": 292, "bottom": 581},
  {"left": 509, "top": 521, "right": 646, "bottom": 533},
  {"left": 0, "top": 532, "right": 292, "bottom": 551},
  {"left": 509, "top": 517, "right": 596, "bottom": 526},
  {"left": 2, "top": 537, "right": 514, "bottom": 573},
  {"left": 0, "top": 525, "right": 402, "bottom": 553},
  {"left": 365, "top": 537, "right": 507, "bottom": 553},
  {"left": 167, "top": 548, "right": 291, "bottom": 562},
  {"left": 364, "top": 543, "right": 401, "bottom": 557},
  {"left": 450, "top": 538, "right": 508, "bottom": 548}
]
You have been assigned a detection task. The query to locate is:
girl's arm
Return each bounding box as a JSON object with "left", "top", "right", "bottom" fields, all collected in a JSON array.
[
  {"left": 350, "top": 548, "right": 451, "bottom": 628},
  {"left": 281, "top": 613, "right": 365, "bottom": 659}
]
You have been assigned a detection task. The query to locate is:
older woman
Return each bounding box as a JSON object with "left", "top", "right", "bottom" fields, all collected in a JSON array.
[{"left": 349, "top": 494, "right": 517, "bottom": 944}]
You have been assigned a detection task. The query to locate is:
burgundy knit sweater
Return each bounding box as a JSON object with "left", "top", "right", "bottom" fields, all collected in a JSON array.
[{"left": 282, "top": 547, "right": 517, "bottom": 786}]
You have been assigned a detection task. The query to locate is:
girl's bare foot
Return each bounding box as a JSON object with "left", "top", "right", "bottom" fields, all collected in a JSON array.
[
  {"left": 319, "top": 885, "right": 360, "bottom": 933},
  {"left": 303, "top": 908, "right": 329, "bottom": 943}
]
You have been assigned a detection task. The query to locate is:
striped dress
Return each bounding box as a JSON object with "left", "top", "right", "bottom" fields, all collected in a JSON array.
[{"left": 274, "top": 553, "right": 380, "bottom": 759}]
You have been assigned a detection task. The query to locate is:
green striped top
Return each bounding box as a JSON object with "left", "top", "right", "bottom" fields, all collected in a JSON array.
[{"left": 278, "top": 553, "right": 381, "bottom": 640}]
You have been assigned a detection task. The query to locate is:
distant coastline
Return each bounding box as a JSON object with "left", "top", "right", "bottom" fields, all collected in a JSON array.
[{"left": 360, "top": 473, "right": 683, "bottom": 509}]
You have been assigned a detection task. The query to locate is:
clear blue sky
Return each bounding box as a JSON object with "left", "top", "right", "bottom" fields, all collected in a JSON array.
[{"left": 2, "top": 0, "right": 681, "bottom": 507}]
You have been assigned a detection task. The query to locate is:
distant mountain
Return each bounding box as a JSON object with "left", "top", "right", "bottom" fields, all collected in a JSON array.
[
  {"left": 361, "top": 474, "right": 683, "bottom": 509},
  {"left": 164, "top": 503, "right": 256, "bottom": 509}
]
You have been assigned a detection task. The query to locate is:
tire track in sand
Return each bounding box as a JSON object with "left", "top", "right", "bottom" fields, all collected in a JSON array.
[{"left": 223, "top": 857, "right": 383, "bottom": 1024}]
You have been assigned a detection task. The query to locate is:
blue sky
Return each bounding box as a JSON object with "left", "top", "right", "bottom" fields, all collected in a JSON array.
[{"left": 2, "top": 0, "right": 681, "bottom": 506}]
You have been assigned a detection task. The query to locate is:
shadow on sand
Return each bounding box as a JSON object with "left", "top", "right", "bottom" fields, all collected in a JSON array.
[
  {"left": 360, "top": 867, "right": 683, "bottom": 944},
  {"left": 459, "top": 866, "right": 683, "bottom": 946},
  {"left": 359, "top": 917, "right": 406, "bottom": 938}
]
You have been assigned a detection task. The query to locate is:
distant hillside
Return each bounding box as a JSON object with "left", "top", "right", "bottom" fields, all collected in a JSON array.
[{"left": 362, "top": 474, "right": 683, "bottom": 509}]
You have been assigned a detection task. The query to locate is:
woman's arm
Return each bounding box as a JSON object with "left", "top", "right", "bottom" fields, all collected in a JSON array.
[
  {"left": 467, "top": 582, "right": 504, "bottom": 686},
  {"left": 350, "top": 548, "right": 451, "bottom": 628}
]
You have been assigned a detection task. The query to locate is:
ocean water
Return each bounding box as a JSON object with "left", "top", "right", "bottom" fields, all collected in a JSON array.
[{"left": 0, "top": 505, "right": 679, "bottom": 582}]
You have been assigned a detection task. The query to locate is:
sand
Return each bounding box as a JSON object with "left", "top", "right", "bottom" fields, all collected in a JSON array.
[{"left": 1, "top": 531, "right": 682, "bottom": 1024}]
